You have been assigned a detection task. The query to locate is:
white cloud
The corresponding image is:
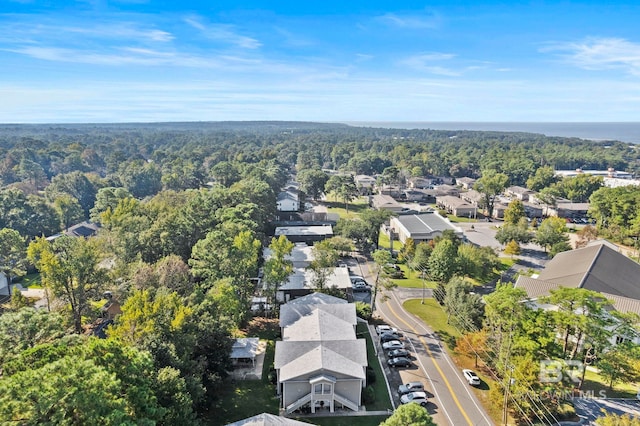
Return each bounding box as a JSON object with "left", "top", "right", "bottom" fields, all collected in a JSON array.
[
  {"left": 543, "top": 37, "right": 640, "bottom": 76},
  {"left": 184, "top": 15, "right": 261, "bottom": 49},
  {"left": 376, "top": 12, "right": 441, "bottom": 29},
  {"left": 401, "top": 53, "right": 460, "bottom": 76}
]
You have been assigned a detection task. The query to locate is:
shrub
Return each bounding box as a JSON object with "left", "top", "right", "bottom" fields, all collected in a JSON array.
[
  {"left": 366, "top": 366, "right": 376, "bottom": 385},
  {"left": 362, "top": 385, "right": 376, "bottom": 405}
]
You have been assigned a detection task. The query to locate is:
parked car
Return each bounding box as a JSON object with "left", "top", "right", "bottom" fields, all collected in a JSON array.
[
  {"left": 382, "top": 340, "right": 405, "bottom": 350},
  {"left": 380, "top": 332, "right": 403, "bottom": 342},
  {"left": 398, "top": 381, "right": 424, "bottom": 395},
  {"left": 352, "top": 281, "right": 371, "bottom": 292},
  {"left": 349, "top": 275, "right": 365, "bottom": 283},
  {"left": 375, "top": 324, "right": 398, "bottom": 335},
  {"left": 387, "top": 357, "right": 412, "bottom": 368},
  {"left": 463, "top": 369, "right": 481, "bottom": 386},
  {"left": 387, "top": 349, "right": 410, "bottom": 358},
  {"left": 400, "top": 391, "right": 428, "bottom": 406}
]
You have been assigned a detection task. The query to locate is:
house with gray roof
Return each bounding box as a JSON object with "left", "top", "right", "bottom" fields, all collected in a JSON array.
[
  {"left": 274, "top": 295, "right": 367, "bottom": 415},
  {"left": 456, "top": 177, "right": 476, "bottom": 189},
  {"left": 435, "top": 195, "right": 477, "bottom": 218},
  {"left": 370, "top": 194, "right": 403, "bottom": 212},
  {"left": 389, "top": 212, "right": 464, "bottom": 244},
  {"left": 226, "top": 412, "right": 312, "bottom": 426},
  {"left": 506, "top": 185, "right": 535, "bottom": 201},
  {"left": 277, "top": 190, "right": 300, "bottom": 212},
  {"left": 276, "top": 266, "right": 352, "bottom": 303},
  {"left": 515, "top": 241, "right": 640, "bottom": 344}
]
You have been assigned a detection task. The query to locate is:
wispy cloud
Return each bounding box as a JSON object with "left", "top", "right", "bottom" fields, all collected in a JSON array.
[
  {"left": 542, "top": 37, "right": 640, "bottom": 76},
  {"left": 184, "top": 15, "right": 261, "bottom": 49},
  {"left": 375, "top": 11, "right": 441, "bottom": 29},
  {"left": 401, "top": 53, "right": 460, "bottom": 76}
]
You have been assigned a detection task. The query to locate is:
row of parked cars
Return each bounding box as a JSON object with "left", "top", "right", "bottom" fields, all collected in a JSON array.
[{"left": 375, "top": 325, "right": 413, "bottom": 368}]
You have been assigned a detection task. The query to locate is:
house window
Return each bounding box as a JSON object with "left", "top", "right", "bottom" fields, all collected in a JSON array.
[
  {"left": 615, "top": 335, "right": 631, "bottom": 345},
  {"left": 314, "top": 383, "right": 332, "bottom": 395}
]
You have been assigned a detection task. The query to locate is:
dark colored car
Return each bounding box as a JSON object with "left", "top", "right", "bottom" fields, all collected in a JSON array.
[
  {"left": 380, "top": 332, "right": 403, "bottom": 343},
  {"left": 387, "top": 349, "right": 410, "bottom": 358},
  {"left": 387, "top": 357, "right": 412, "bottom": 368}
]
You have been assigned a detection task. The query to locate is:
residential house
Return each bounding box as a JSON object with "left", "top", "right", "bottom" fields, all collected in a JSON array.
[
  {"left": 46, "top": 221, "right": 101, "bottom": 241},
  {"left": 274, "top": 225, "right": 333, "bottom": 244},
  {"left": 354, "top": 175, "right": 376, "bottom": 194},
  {"left": 226, "top": 413, "right": 312, "bottom": 426},
  {"left": 389, "top": 212, "right": 464, "bottom": 244},
  {"left": 274, "top": 293, "right": 367, "bottom": 414},
  {"left": 515, "top": 241, "right": 640, "bottom": 345},
  {"left": 277, "top": 190, "right": 300, "bottom": 212},
  {"left": 460, "top": 189, "right": 484, "bottom": 206},
  {"left": 370, "top": 194, "right": 403, "bottom": 212},
  {"left": 408, "top": 177, "right": 434, "bottom": 189},
  {"left": 547, "top": 202, "right": 590, "bottom": 219},
  {"left": 456, "top": 177, "right": 476, "bottom": 190},
  {"left": 275, "top": 266, "right": 352, "bottom": 303},
  {"left": 506, "top": 186, "right": 535, "bottom": 202},
  {"left": 436, "top": 195, "right": 477, "bottom": 218}
]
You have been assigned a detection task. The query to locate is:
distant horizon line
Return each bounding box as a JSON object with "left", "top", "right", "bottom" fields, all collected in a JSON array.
[{"left": 1, "top": 120, "right": 640, "bottom": 125}]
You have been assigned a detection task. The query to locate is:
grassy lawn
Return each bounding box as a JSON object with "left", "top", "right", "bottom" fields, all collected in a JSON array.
[
  {"left": 356, "top": 323, "right": 393, "bottom": 411},
  {"left": 377, "top": 232, "right": 402, "bottom": 252},
  {"left": 214, "top": 320, "right": 392, "bottom": 425},
  {"left": 403, "top": 298, "right": 506, "bottom": 424},
  {"left": 403, "top": 299, "right": 460, "bottom": 348},
  {"left": 446, "top": 215, "right": 478, "bottom": 223},
  {"left": 16, "top": 272, "right": 42, "bottom": 288},
  {"left": 325, "top": 197, "right": 369, "bottom": 219},
  {"left": 213, "top": 340, "right": 280, "bottom": 424},
  {"left": 581, "top": 368, "right": 638, "bottom": 398},
  {"left": 391, "top": 264, "right": 437, "bottom": 289}
]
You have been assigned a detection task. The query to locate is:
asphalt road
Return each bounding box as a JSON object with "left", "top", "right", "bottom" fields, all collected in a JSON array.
[
  {"left": 374, "top": 288, "right": 494, "bottom": 426},
  {"left": 572, "top": 397, "right": 640, "bottom": 424}
]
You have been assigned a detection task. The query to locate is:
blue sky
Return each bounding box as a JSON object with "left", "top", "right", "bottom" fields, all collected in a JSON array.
[{"left": 2, "top": 1, "right": 640, "bottom": 123}]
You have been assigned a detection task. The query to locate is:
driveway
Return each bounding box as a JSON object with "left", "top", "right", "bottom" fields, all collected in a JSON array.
[{"left": 573, "top": 397, "right": 640, "bottom": 424}]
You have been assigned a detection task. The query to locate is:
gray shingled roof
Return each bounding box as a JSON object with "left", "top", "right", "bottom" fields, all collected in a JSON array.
[
  {"left": 286, "top": 292, "right": 347, "bottom": 306},
  {"left": 538, "top": 242, "right": 640, "bottom": 299},
  {"left": 282, "top": 309, "right": 355, "bottom": 341},
  {"left": 393, "top": 213, "right": 461, "bottom": 235},
  {"left": 280, "top": 303, "right": 355, "bottom": 329},
  {"left": 226, "top": 413, "right": 312, "bottom": 426},
  {"left": 274, "top": 340, "right": 367, "bottom": 382}
]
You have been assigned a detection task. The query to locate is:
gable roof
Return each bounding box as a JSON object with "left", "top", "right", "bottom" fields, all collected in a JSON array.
[
  {"left": 286, "top": 292, "right": 347, "bottom": 306},
  {"left": 226, "top": 413, "right": 312, "bottom": 426},
  {"left": 537, "top": 242, "right": 640, "bottom": 299},
  {"left": 280, "top": 303, "right": 355, "bottom": 329},
  {"left": 274, "top": 340, "right": 367, "bottom": 381},
  {"left": 515, "top": 241, "right": 640, "bottom": 314},
  {"left": 282, "top": 309, "right": 355, "bottom": 341}
]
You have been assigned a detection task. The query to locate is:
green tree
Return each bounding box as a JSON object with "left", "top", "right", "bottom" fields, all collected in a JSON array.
[
  {"left": 27, "top": 236, "right": 107, "bottom": 333},
  {"left": 535, "top": 217, "right": 569, "bottom": 253},
  {"left": 474, "top": 169, "right": 509, "bottom": 218},
  {"left": 503, "top": 199, "right": 525, "bottom": 225},
  {"left": 119, "top": 161, "right": 163, "bottom": 198},
  {"left": 379, "top": 402, "right": 436, "bottom": 426},
  {"left": 504, "top": 240, "right": 521, "bottom": 257},
  {"left": 371, "top": 249, "right": 397, "bottom": 312},
  {"left": 89, "top": 187, "right": 132, "bottom": 223},
  {"left": 495, "top": 220, "right": 533, "bottom": 245},
  {"left": 325, "top": 174, "right": 358, "bottom": 211},
  {"left": 308, "top": 239, "right": 339, "bottom": 291},
  {"left": 263, "top": 235, "right": 295, "bottom": 312},
  {"left": 597, "top": 342, "right": 640, "bottom": 389},
  {"left": 210, "top": 161, "right": 240, "bottom": 187},
  {"left": 54, "top": 193, "right": 85, "bottom": 230},
  {"left": 428, "top": 238, "right": 458, "bottom": 284},
  {"left": 360, "top": 209, "right": 393, "bottom": 252},
  {"left": 443, "top": 276, "right": 484, "bottom": 332},
  {"left": 0, "top": 308, "right": 66, "bottom": 365},
  {"left": 0, "top": 356, "right": 132, "bottom": 425},
  {"left": 297, "top": 169, "right": 329, "bottom": 200},
  {"left": 45, "top": 171, "right": 97, "bottom": 217},
  {"left": 0, "top": 228, "right": 27, "bottom": 290},
  {"left": 526, "top": 165, "right": 559, "bottom": 192}
]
